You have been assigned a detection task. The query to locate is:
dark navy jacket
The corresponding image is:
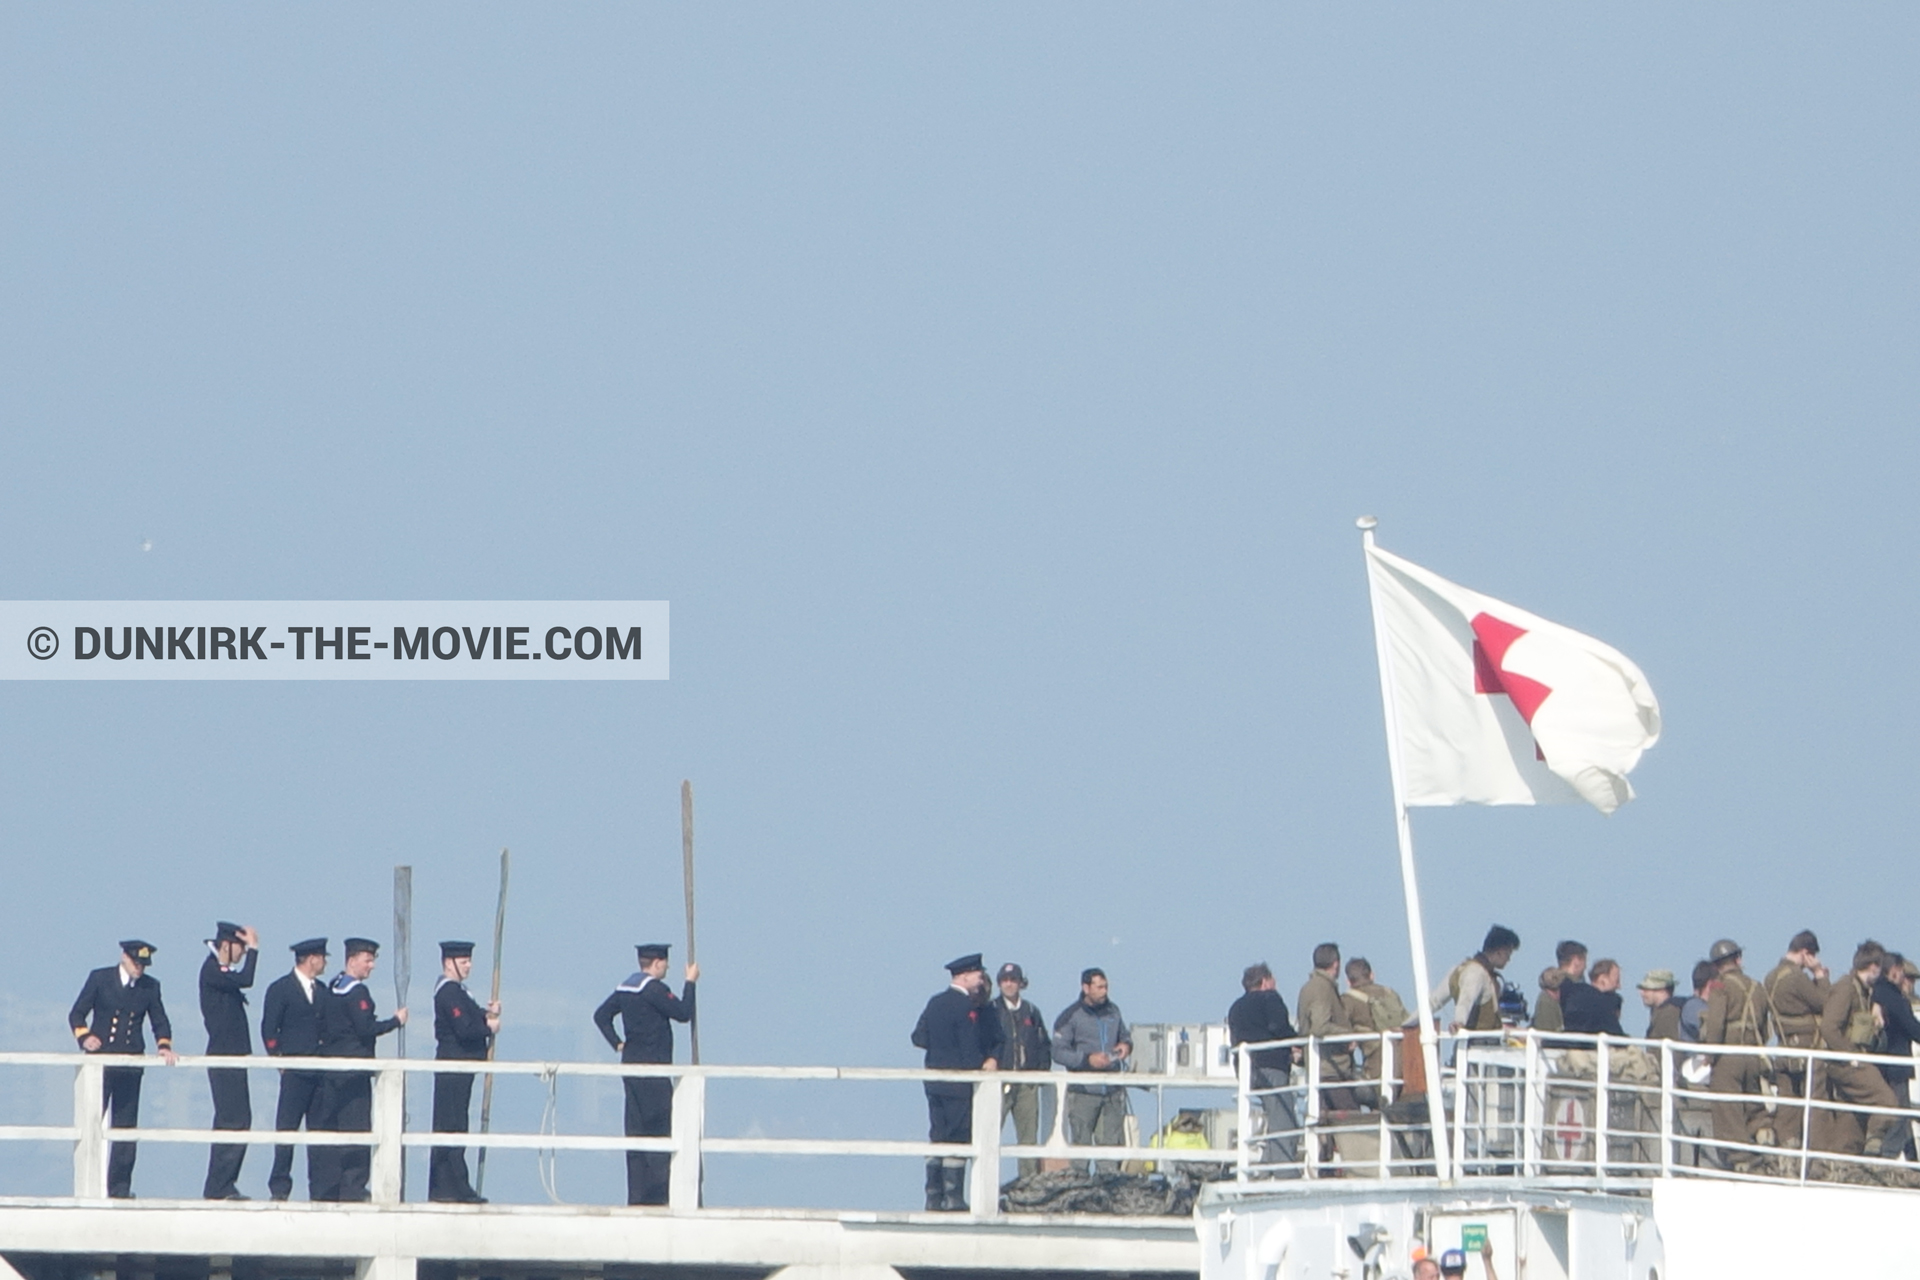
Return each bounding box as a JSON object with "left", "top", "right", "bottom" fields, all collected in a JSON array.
[
  {"left": 912, "top": 986, "right": 1004, "bottom": 1098},
  {"left": 434, "top": 978, "right": 493, "bottom": 1061},
  {"left": 593, "top": 974, "right": 695, "bottom": 1064},
  {"left": 69, "top": 965, "right": 173, "bottom": 1055},
  {"left": 260, "top": 971, "right": 326, "bottom": 1058},
  {"left": 1560, "top": 982, "right": 1627, "bottom": 1038},
  {"left": 199, "top": 948, "right": 259, "bottom": 1056},
  {"left": 1228, "top": 988, "right": 1297, "bottom": 1074},
  {"left": 1873, "top": 978, "right": 1920, "bottom": 1086},
  {"left": 319, "top": 975, "right": 402, "bottom": 1058}
]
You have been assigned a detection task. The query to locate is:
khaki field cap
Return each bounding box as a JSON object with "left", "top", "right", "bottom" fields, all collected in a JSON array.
[
  {"left": 1638, "top": 969, "right": 1676, "bottom": 991},
  {"left": 1709, "top": 939, "right": 1742, "bottom": 962}
]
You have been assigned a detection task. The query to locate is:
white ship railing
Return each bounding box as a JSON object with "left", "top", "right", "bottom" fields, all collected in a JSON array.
[
  {"left": 0, "top": 1052, "right": 1236, "bottom": 1218},
  {"left": 1231, "top": 1027, "right": 1920, "bottom": 1193}
]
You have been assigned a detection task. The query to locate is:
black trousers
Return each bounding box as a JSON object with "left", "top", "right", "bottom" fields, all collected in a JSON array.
[
  {"left": 623, "top": 1076, "right": 673, "bottom": 1206},
  {"left": 926, "top": 1085, "right": 972, "bottom": 1145},
  {"left": 269, "top": 1069, "right": 326, "bottom": 1200},
  {"left": 429, "top": 1070, "right": 477, "bottom": 1200},
  {"left": 103, "top": 1065, "right": 144, "bottom": 1199},
  {"left": 314, "top": 1072, "right": 373, "bottom": 1201},
  {"left": 203, "top": 1065, "right": 252, "bottom": 1199}
]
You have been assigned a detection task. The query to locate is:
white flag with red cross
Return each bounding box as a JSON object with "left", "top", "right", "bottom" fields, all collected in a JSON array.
[{"left": 1364, "top": 542, "right": 1661, "bottom": 814}]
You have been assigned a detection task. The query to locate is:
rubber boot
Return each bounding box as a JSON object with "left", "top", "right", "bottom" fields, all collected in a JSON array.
[
  {"left": 923, "top": 1160, "right": 944, "bottom": 1211},
  {"left": 942, "top": 1162, "right": 969, "bottom": 1213}
]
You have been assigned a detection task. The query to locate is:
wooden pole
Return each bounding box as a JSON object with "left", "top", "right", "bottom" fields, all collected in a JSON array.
[
  {"left": 681, "top": 780, "right": 699, "bottom": 1065},
  {"left": 393, "top": 865, "right": 412, "bottom": 1198},
  {"left": 475, "top": 847, "right": 509, "bottom": 1194}
]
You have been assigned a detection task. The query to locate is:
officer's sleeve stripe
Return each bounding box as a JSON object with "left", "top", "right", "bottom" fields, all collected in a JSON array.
[{"left": 73, "top": 1027, "right": 89, "bottom": 1038}]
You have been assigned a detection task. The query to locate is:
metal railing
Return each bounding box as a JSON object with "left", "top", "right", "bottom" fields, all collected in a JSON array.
[
  {"left": 1230, "top": 1027, "right": 1920, "bottom": 1192},
  {"left": 0, "top": 1052, "right": 1236, "bottom": 1217}
]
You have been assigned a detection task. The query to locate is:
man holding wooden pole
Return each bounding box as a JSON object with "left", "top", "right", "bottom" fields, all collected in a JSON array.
[
  {"left": 593, "top": 944, "right": 697, "bottom": 1205},
  {"left": 429, "top": 940, "right": 498, "bottom": 1203}
]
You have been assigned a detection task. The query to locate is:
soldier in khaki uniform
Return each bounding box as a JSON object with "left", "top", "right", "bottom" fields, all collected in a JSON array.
[
  {"left": 1639, "top": 970, "right": 1684, "bottom": 1040},
  {"left": 1701, "top": 938, "right": 1774, "bottom": 1164},
  {"left": 1815, "top": 941, "right": 1900, "bottom": 1158},
  {"left": 1533, "top": 968, "right": 1568, "bottom": 1034},
  {"left": 1762, "top": 929, "right": 1829, "bottom": 1149},
  {"left": 1432, "top": 927, "right": 1521, "bottom": 1035},
  {"left": 1342, "top": 957, "right": 1408, "bottom": 1106},
  {"left": 1297, "top": 944, "right": 1362, "bottom": 1113}
]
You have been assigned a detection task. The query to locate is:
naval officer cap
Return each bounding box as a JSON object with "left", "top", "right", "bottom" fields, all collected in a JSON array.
[
  {"left": 207, "top": 921, "right": 246, "bottom": 946},
  {"left": 635, "top": 943, "right": 671, "bottom": 961},
  {"left": 120, "top": 940, "right": 157, "bottom": 965},
  {"left": 945, "top": 953, "right": 985, "bottom": 976},
  {"left": 290, "top": 938, "right": 330, "bottom": 958},
  {"left": 439, "top": 940, "right": 476, "bottom": 959},
  {"left": 344, "top": 937, "right": 380, "bottom": 957}
]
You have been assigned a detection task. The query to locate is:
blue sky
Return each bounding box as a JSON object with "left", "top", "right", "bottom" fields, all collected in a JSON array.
[{"left": 1, "top": 5, "right": 1916, "bottom": 1208}]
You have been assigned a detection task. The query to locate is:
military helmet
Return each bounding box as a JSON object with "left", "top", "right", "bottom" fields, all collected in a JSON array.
[{"left": 1709, "top": 938, "right": 1743, "bottom": 962}]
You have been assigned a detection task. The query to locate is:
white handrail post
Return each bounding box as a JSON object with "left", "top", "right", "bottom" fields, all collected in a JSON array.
[
  {"left": 1304, "top": 1040, "right": 1321, "bottom": 1180},
  {"left": 1522, "top": 1030, "right": 1541, "bottom": 1180},
  {"left": 1377, "top": 1032, "right": 1390, "bottom": 1179},
  {"left": 969, "top": 1075, "right": 1000, "bottom": 1219},
  {"left": 1235, "top": 1046, "right": 1252, "bottom": 1183},
  {"left": 1048, "top": 1076, "right": 1068, "bottom": 1148},
  {"left": 72, "top": 1057, "right": 106, "bottom": 1199},
  {"left": 1799, "top": 1047, "right": 1815, "bottom": 1185},
  {"left": 1595, "top": 1037, "right": 1611, "bottom": 1187},
  {"left": 669, "top": 1071, "right": 705, "bottom": 1212},
  {"left": 1450, "top": 1038, "right": 1470, "bottom": 1181},
  {"left": 1659, "top": 1041, "right": 1674, "bottom": 1179},
  {"left": 371, "top": 1063, "right": 405, "bottom": 1204}
]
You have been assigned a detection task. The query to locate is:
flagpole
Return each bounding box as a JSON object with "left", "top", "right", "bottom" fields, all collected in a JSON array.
[{"left": 1357, "top": 516, "right": 1453, "bottom": 1184}]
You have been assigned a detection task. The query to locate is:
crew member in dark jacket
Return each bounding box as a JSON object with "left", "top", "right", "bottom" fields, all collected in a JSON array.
[
  {"left": 260, "top": 938, "right": 330, "bottom": 1201},
  {"left": 991, "top": 963, "right": 1052, "bottom": 1177},
  {"left": 70, "top": 940, "right": 176, "bottom": 1199},
  {"left": 313, "top": 938, "right": 406, "bottom": 1202},
  {"left": 1227, "top": 962, "right": 1300, "bottom": 1174},
  {"left": 1873, "top": 953, "right": 1920, "bottom": 1159},
  {"left": 910, "top": 954, "right": 1002, "bottom": 1212},
  {"left": 1560, "top": 959, "right": 1628, "bottom": 1038},
  {"left": 593, "top": 943, "right": 698, "bottom": 1206},
  {"left": 430, "top": 940, "right": 498, "bottom": 1204},
  {"left": 198, "top": 921, "right": 259, "bottom": 1199}
]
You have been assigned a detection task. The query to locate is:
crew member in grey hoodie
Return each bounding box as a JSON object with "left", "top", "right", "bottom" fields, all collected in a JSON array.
[{"left": 1051, "top": 968, "right": 1131, "bottom": 1171}]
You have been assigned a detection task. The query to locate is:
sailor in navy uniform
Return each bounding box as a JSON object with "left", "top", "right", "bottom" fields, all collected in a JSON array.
[
  {"left": 313, "top": 938, "right": 406, "bottom": 1202},
  {"left": 198, "top": 921, "right": 259, "bottom": 1199},
  {"left": 430, "top": 940, "right": 498, "bottom": 1203},
  {"left": 260, "top": 938, "right": 331, "bottom": 1201},
  {"left": 69, "top": 940, "right": 177, "bottom": 1199},
  {"left": 592, "top": 943, "right": 699, "bottom": 1206},
  {"left": 910, "top": 953, "right": 1002, "bottom": 1212}
]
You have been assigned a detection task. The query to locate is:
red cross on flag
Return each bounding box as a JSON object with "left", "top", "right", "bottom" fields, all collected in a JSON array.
[{"left": 1364, "top": 542, "right": 1661, "bottom": 814}]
